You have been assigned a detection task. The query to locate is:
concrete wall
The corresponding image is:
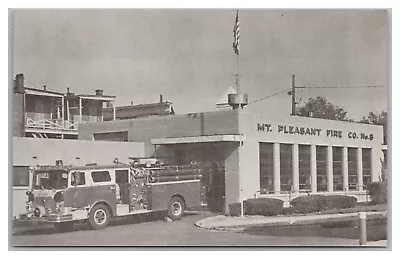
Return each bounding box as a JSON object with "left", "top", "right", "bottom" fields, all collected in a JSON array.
[
  {"left": 79, "top": 110, "right": 240, "bottom": 157},
  {"left": 13, "top": 137, "right": 145, "bottom": 166},
  {"left": 13, "top": 187, "right": 29, "bottom": 218}
]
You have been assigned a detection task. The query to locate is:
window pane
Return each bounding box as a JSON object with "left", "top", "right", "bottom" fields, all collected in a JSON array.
[
  {"left": 299, "top": 145, "right": 311, "bottom": 191},
  {"left": 93, "top": 131, "right": 128, "bottom": 142},
  {"left": 280, "top": 144, "right": 292, "bottom": 192},
  {"left": 259, "top": 143, "right": 274, "bottom": 194},
  {"left": 71, "top": 171, "right": 86, "bottom": 186},
  {"left": 348, "top": 148, "right": 358, "bottom": 190},
  {"left": 332, "top": 147, "right": 343, "bottom": 191},
  {"left": 362, "top": 148, "right": 372, "bottom": 188},
  {"left": 91, "top": 171, "right": 111, "bottom": 183},
  {"left": 316, "top": 146, "right": 327, "bottom": 192},
  {"left": 13, "top": 166, "right": 29, "bottom": 186}
]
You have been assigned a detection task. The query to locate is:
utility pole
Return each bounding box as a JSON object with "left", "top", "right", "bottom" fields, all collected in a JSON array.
[{"left": 291, "top": 74, "right": 296, "bottom": 116}]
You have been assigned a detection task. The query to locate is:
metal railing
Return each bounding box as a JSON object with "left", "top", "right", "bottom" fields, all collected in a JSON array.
[{"left": 25, "top": 117, "right": 79, "bottom": 131}]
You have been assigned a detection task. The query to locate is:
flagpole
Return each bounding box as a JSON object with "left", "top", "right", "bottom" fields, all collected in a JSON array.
[
  {"left": 236, "top": 9, "right": 240, "bottom": 94},
  {"left": 237, "top": 49, "right": 240, "bottom": 94}
]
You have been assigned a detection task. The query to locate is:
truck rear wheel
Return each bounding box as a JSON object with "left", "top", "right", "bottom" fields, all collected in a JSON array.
[
  {"left": 167, "top": 196, "right": 185, "bottom": 221},
  {"left": 88, "top": 204, "right": 110, "bottom": 230}
]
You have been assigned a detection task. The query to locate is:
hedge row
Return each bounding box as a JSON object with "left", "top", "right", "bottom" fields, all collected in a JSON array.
[
  {"left": 366, "top": 181, "right": 387, "bottom": 204},
  {"left": 228, "top": 195, "right": 358, "bottom": 216},
  {"left": 289, "top": 195, "right": 357, "bottom": 214},
  {"left": 228, "top": 198, "right": 284, "bottom": 217}
]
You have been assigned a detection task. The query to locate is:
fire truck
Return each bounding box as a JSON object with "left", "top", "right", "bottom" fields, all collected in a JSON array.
[{"left": 18, "top": 160, "right": 205, "bottom": 231}]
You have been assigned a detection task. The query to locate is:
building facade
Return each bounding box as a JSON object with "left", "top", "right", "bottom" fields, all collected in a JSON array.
[
  {"left": 12, "top": 73, "right": 117, "bottom": 139},
  {"left": 78, "top": 109, "right": 384, "bottom": 213},
  {"left": 102, "top": 95, "right": 174, "bottom": 121}
]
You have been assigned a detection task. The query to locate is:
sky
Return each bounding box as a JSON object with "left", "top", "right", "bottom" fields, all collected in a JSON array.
[{"left": 12, "top": 9, "right": 388, "bottom": 120}]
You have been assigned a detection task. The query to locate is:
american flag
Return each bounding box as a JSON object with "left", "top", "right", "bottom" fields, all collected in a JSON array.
[{"left": 232, "top": 10, "right": 240, "bottom": 55}]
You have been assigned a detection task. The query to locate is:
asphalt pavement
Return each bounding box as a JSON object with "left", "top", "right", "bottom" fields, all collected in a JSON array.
[{"left": 11, "top": 211, "right": 366, "bottom": 247}]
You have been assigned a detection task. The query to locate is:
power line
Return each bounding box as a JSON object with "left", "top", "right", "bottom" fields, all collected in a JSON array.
[
  {"left": 297, "top": 85, "right": 386, "bottom": 89},
  {"left": 248, "top": 88, "right": 292, "bottom": 105},
  {"left": 247, "top": 84, "right": 386, "bottom": 106}
]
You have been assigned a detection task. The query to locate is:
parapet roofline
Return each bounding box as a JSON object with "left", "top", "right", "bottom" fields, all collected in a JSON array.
[
  {"left": 24, "top": 86, "right": 116, "bottom": 101},
  {"left": 151, "top": 134, "right": 245, "bottom": 145},
  {"left": 77, "top": 94, "right": 116, "bottom": 101},
  {"left": 104, "top": 102, "right": 172, "bottom": 110},
  {"left": 24, "top": 87, "right": 64, "bottom": 97}
]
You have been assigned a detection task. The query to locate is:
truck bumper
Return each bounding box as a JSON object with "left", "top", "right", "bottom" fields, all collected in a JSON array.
[{"left": 18, "top": 213, "right": 73, "bottom": 224}]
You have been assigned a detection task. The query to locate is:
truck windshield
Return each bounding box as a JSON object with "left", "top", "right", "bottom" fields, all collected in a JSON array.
[{"left": 32, "top": 170, "right": 69, "bottom": 190}]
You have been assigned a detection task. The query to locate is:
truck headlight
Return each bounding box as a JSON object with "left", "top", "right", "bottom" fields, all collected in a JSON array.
[
  {"left": 56, "top": 201, "right": 65, "bottom": 214},
  {"left": 26, "top": 191, "right": 34, "bottom": 202},
  {"left": 26, "top": 201, "right": 33, "bottom": 212}
]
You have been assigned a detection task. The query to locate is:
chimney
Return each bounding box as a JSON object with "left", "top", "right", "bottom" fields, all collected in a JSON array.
[
  {"left": 15, "top": 73, "right": 25, "bottom": 92},
  {"left": 130, "top": 101, "right": 133, "bottom": 106},
  {"left": 159, "top": 94, "right": 163, "bottom": 103},
  {"left": 67, "top": 87, "right": 70, "bottom": 94},
  {"left": 43, "top": 85, "right": 47, "bottom": 91},
  {"left": 95, "top": 89, "right": 103, "bottom": 96}
]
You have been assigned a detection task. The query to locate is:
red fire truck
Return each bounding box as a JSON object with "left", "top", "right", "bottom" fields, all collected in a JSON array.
[{"left": 18, "top": 160, "right": 204, "bottom": 231}]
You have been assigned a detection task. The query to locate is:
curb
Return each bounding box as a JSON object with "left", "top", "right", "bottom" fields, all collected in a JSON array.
[{"left": 195, "top": 211, "right": 387, "bottom": 230}]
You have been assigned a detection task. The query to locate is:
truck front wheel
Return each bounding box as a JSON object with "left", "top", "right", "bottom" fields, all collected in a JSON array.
[
  {"left": 88, "top": 204, "right": 110, "bottom": 230},
  {"left": 167, "top": 196, "right": 185, "bottom": 221}
]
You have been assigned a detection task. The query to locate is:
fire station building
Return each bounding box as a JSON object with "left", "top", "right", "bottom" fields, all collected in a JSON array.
[{"left": 78, "top": 109, "right": 384, "bottom": 213}]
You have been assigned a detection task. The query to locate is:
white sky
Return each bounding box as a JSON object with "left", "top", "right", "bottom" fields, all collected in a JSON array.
[{"left": 13, "top": 9, "right": 388, "bottom": 120}]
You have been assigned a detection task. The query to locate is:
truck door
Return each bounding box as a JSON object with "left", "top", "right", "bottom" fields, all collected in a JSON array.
[
  {"left": 64, "top": 171, "right": 91, "bottom": 209},
  {"left": 88, "top": 170, "right": 117, "bottom": 215}
]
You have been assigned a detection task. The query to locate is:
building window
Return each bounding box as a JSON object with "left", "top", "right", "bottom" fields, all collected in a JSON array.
[
  {"left": 91, "top": 171, "right": 111, "bottom": 183},
  {"left": 348, "top": 147, "right": 358, "bottom": 190},
  {"left": 93, "top": 131, "right": 128, "bottom": 142},
  {"left": 362, "top": 148, "right": 372, "bottom": 188},
  {"left": 259, "top": 143, "right": 274, "bottom": 194},
  {"left": 332, "top": 147, "right": 343, "bottom": 191},
  {"left": 13, "top": 166, "right": 29, "bottom": 187},
  {"left": 316, "top": 146, "right": 328, "bottom": 192},
  {"left": 280, "top": 144, "right": 292, "bottom": 192},
  {"left": 299, "top": 145, "right": 311, "bottom": 192}
]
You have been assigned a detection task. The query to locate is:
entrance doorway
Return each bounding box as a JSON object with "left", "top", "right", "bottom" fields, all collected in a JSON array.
[
  {"left": 206, "top": 162, "right": 225, "bottom": 212},
  {"left": 172, "top": 143, "right": 227, "bottom": 212}
]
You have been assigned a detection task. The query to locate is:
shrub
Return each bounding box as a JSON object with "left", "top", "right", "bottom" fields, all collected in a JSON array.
[
  {"left": 367, "top": 181, "right": 387, "bottom": 204},
  {"left": 244, "top": 198, "right": 284, "bottom": 216},
  {"left": 290, "top": 195, "right": 357, "bottom": 214},
  {"left": 324, "top": 195, "right": 357, "bottom": 209},
  {"left": 290, "top": 195, "right": 327, "bottom": 214},
  {"left": 228, "top": 198, "right": 284, "bottom": 216},
  {"left": 228, "top": 202, "right": 244, "bottom": 217}
]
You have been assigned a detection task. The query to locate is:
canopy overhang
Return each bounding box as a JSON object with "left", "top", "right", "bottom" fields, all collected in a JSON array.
[{"left": 151, "top": 134, "right": 245, "bottom": 145}]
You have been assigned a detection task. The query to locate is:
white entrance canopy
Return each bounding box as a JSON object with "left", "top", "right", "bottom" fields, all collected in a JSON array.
[{"left": 151, "top": 134, "right": 245, "bottom": 145}]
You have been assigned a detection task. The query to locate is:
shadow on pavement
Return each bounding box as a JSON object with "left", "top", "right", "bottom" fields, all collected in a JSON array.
[
  {"left": 12, "top": 211, "right": 202, "bottom": 236},
  {"left": 241, "top": 219, "right": 387, "bottom": 242}
]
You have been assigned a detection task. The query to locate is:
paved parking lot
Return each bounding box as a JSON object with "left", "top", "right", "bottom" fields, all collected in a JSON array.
[{"left": 11, "top": 212, "right": 361, "bottom": 247}]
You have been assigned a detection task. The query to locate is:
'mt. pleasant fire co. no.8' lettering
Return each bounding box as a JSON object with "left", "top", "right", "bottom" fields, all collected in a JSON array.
[{"left": 256, "top": 123, "right": 373, "bottom": 140}]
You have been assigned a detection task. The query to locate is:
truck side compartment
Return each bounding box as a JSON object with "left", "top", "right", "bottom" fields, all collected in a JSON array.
[{"left": 146, "top": 180, "right": 201, "bottom": 211}]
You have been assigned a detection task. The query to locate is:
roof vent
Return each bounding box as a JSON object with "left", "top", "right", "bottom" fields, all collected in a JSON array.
[{"left": 95, "top": 89, "right": 103, "bottom": 96}]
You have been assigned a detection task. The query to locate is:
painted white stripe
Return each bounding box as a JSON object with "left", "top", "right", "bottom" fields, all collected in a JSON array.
[{"left": 147, "top": 179, "right": 200, "bottom": 186}]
